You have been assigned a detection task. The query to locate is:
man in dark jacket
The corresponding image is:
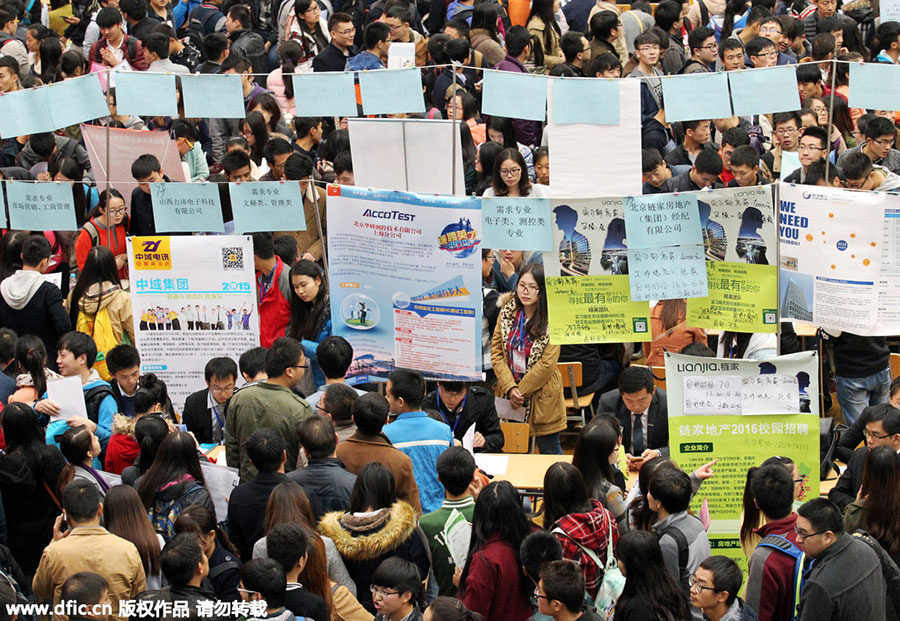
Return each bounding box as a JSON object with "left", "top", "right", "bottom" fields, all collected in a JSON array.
[
  {"left": 599, "top": 366, "right": 669, "bottom": 470},
  {"left": 493, "top": 26, "right": 541, "bottom": 146},
  {"left": 88, "top": 7, "right": 149, "bottom": 70},
  {"left": 182, "top": 357, "right": 237, "bottom": 445},
  {"left": 422, "top": 382, "right": 504, "bottom": 453},
  {"left": 150, "top": 533, "right": 218, "bottom": 612},
  {"left": 0, "top": 236, "right": 71, "bottom": 367},
  {"left": 225, "top": 5, "right": 266, "bottom": 75},
  {"left": 795, "top": 498, "right": 885, "bottom": 621},
  {"left": 288, "top": 417, "right": 357, "bottom": 520},
  {"left": 312, "top": 13, "right": 356, "bottom": 72},
  {"left": 227, "top": 429, "right": 289, "bottom": 561}
]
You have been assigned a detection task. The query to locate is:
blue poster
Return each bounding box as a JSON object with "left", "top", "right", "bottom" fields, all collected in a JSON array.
[
  {"left": 552, "top": 78, "right": 619, "bottom": 125},
  {"left": 46, "top": 74, "right": 110, "bottom": 129},
  {"left": 326, "top": 186, "right": 482, "bottom": 382},
  {"left": 150, "top": 182, "right": 224, "bottom": 233},
  {"left": 624, "top": 193, "right": 702, "bottom": 248},
  {"left": 482, "top": 196, "right": 552, "bottom": 250},
  {"left": 729, "top": 66, "right": 800, "bottom": 116},
  {"left": 0, "top": 87, "right": 55, "bottom": 138},
  {"left": 662, "top": 72, "right": 732, "bottom": 123},
  {"left": 229, "top": 181, "right": 307, "bottom": 233},
  {"left": 293, "top": 72, "right": 359, "bottom": 117},
  {"left": 358, "top": 68, "right": 425, "bottom": 115},
  {"left": 115, "top": 72, "right": 179, "bottom": 117},
  {"left": 181, "top": 74, "right": 245, "bottom": 119},
  {"left": 5, "top": 181, "right": 78, "bottom": 231},
  {"left": 482, "top": 70, "right": 548, "bottom": 122}
]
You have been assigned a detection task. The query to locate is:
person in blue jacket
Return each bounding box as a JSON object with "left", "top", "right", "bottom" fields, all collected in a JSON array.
[
  {"left": 34, "top": 332, "right": 116, "bottom": 464},
  {"left": 287, "top": 260, "right": 332, "bottom": 394}
]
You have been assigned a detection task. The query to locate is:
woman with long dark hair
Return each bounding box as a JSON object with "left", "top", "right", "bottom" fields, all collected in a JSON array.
[
  {"left": 425, "top": 597, "right": 485, "bottom": 621},
  {"left": 57, "top": 424, "right": 108, "bottom": 498},
  {"left": 103, "top": 484, "right": 164, "bottom": 589},
  {"left": 474, "top": 142, "right": 502, "bottom": 196},
  {"left": 287, "top": 260, "right": 331, "bottom": 390},
  {"left": 642, "top": 299, "right": 706, "bottom": 367},
  {"left": 615, "top": 530, "right": 691, "bottom": 620},
  {"left": 0, "top": 402, "right": 67, "bottom": 577},
  {"left": 267, "top": 40, "right": 305, "bottom": 117},
  {"left": 572, "top": 418, "right": 628, "bottom": 532},
  {"left": 38, "top": 37, "right": 63, "bottom": 84},
  {"left": 485, "top": 116, "right": 535, "bottom": 180},
  {"left": 740, "top": 455, "right": 801, "bottom": 556},
  {"left": 491, "top": 262, "right": 565, "bottom": 454},
  {"left": 74, "top": 188, "right": 128, "bottom": 280},
  {"left": 121, "top": 414, "right": 170, "bottom": 486},
  {"left": 174, "top": 504, "right": 242, "bottom": 601},
  {"left": 543, "top": 462, "right": 618, "bottom": 599},
  {"left": 484, "top": 148, "right": 548, "bottom": 198},
  {"left": 0, "top": 230, "right": 27, "bottom": 281},
  {"left": 248, "top": 92, "right": 293, "bottom": 138},
  {"left": 459, "top": 481, "right": 534, "bottom": 620},
  {"left": 66, "top": 246, "right": 133, "bottom": 379},
  {"left": 526, "top": 0, "right": 562, "bottom": 70},
  {"left": 136, "top": 431, "right": 215, "bottom": 540},
  {"left": 240, "top": 111, "right": 270, "bottom": 166},
  {"left": 7, "top": 335, "right": 59, "bottom": 405},
  {"left": 319, "top": 464, "right": 430, "bottom": 614},
  {"left": 284, "top": 0, "right": 330, "bottom": 71},
  {"left": 107, "top": 373, "right": 173, "bottom": 477},
  {"left": 469, "top": 3, "right": 505, "bottom": 66},
  {"left": 49, "top": 154, "right": 96, "bottom": 226}
]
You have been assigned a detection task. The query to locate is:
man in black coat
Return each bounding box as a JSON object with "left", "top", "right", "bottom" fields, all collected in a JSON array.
[
  {"left": 599, "top": 366, "right": 669, "bottom": 471},
  {"left": 288, "top": 417, "right": 357, "bottom": 521},
  {"left": 422, "top": 381, "right": 504, "bottom": 453},
  {"left": 0, "top": 235, "right": 70, "bottom": 367},
  {"left": 182, "top": 357, "right": 237, "bottom": 444}
]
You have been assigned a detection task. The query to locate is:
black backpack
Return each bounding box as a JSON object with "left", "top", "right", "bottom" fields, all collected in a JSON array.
[
  {"left": 84, "top": 384, "right": 114, "bottom": 426},
  {"left": 658, "top": 526, "right": 691, "bottom": 604}
]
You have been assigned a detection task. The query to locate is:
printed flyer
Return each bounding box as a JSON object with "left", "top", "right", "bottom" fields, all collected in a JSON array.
[
  {"left": 127, "top": 236, "right": 260, "bottom": 405},
  {"left": 326, "top": 185, "right": 482, "bottom": 382},
  {"left": 665, "top": 351, "right": 820, "bottom": 573}
]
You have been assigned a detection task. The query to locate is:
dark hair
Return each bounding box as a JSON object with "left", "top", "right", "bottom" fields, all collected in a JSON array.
[
  {"left": 491, "top": 147, "right": 531, "bottom": 197},
  {"left": 160, "top": 533, "right": 204, "bottom": 586},
  {"left": 730, "top": 144, "right": 760, "bottom": 169},
  {"left": 572, "top": 418, "right": 619, "bottom": 496},
  {"left": 349, "top": 462, "right": 397, "bottom": 513},
  {"left": 273, "top": 234, "right": 298, "bottom": 266},
  {"left": 287, "top": 260, "right": 328, "bottom": 342},
  {"left": 874, "top": 20, "right": 900, "bottom": 61},
  {"left": 560, "top": 31, "right": 586, "bottom": 63},
  {"left": 227, "top": 3, "right": 251, "bottom": 27},
  {"left": 266, "top": 522, "right": 311, "bottom": 574},
  {"left": 590, "top": 10, "right": 619, "bottom": 42},
  {"left": 321, "top": 129, "right": 350, "bottom": 163},
  {"left": 800, "top": 124, "right": 829, "bottom": 151},
  {"left": 92, "top": 188, "right": 125, "bottom": 224},
  {"left": 68, "top": 245, "right": 121, "bottom": 328},
  {"left": 265, "top": 139, "right": 294, "bottom": 168},
  {"left": 353, "top": 392, "right": 390, "bottom": 435},
  {"left": 38, "top": 37, "right": 62, "bottom": 84},
  {"left": 688, "top": 26, "right": 715, "bottom": 54},
  {"left": 805, "top": 159, "right": 838, "bottom": 185},
  {"left": 252, "top": 231, "right": 275, "bottom": 259},
  {"left": 0, "top": 328, "right": 17, "bottom": 367},
  {"left": 387, "top": 368, "right": 425, "bottom": 409},
  {"left": 247, "top": 428, "right": 286, "bottom": 473},
  {"left": 276, "top": 40, "right": 304, "bottom": 100},
  {"left": 30, "top": 133, "right": 56, "bottom": 160},
  {"left": 60, "top": 49, "right": 86, "bottom": 78},
  {"left": 797, "top": 497, "right": 843, "bottom": 535},
  {"left": 327, "top": 11, "right": 353, "bottom": 32},
  {"left": 699, "top": 556, "right": 742, "bottom": 606},
  {"left": 242, "top": 111, "right": 269, "bottom": 165},
  {"left": 316, "top": 336, "right": 352, "bottom": 380},
  {"left": 741, "top": 463, "right": 794, "bottom": 548},
  {"left": 540, "top": 560, "right": 584, "bottom": 613},
  {"left": 62, "top": 478, "right": 101, "bottom": 523},
  {"left": 58, "top": 331, "right": 98, "bottom": 368},
  {"left": 618, "top": 366, "right": 653, "bottom": 394},
  {"left": 642, "top": 148, "right": 664, "bottom": 173},
  {"left": 240, "top": 559, "right": 287, "bottom": 608},
  {"left": 363, "top": 21, "right": 391, "bottom": 50},
  {"left": 103, "top": 484, "right": 162, "bottom": 577},
  {"left": 519, "top": 530, "right": 562, "bottom": 583},
  {"left": 322, "top": 384, "right": 358, "bottom": 423},
  {"left": 722, "top": 126, "right": 750, "bottom": 149},
  {"left": 542, "top": 462, "right": 591, "bottom": 530},
  {"left": 106, "top": 344, "right": 140, "bottom": 375},
  {"left": 460, "top": 481, "right": 532, "bottom": 601},
  {"left": 695, "top": 149, "right": 723, "bottom": 176},
  {"left": 648, "top": 466, "right": 692, "bottom": 514},
  {"left": 863, "top": 115, "right": 896, "bottom": 141},
  {"left": 174, "top": 504, "right": 239, "bottom": 557},
  {"left": 2, "top": 402, "right": 53, "bottom": 487},
  {"left": 13, "top": 336, "right": 48, "bottom": 404},
  {"left": 794, "top": 63, "right": 822, "bottom": 88},
  {"left": 811, "top": 32, "right": 835, "bottom": 60},
  {"left": 239, "top": 346, "right": 268, "bottom": 380},
  {"left": 61, "top": 573, "right": 109, "bottom": 611},
  {"left": 505, "top": 25, "right": 532, "bottom": 57},
  {"left": 426, "top": 597, "right": 485, "bottom": 621},
  {"left": 204, "top": 356, "right": 237, "bottom": 383},
  {"left": 203, "top": 32, "right": 229, "bottom": 61},
  {"left": 265, "top": 337, "right": 304, "bottom": 378},
  {"left": 131, "top": 154, "right": 162, "bottom": 181},
  {"left": 143, "top": 32, "right": 170, "bottom": 59},
  {"left": 719, "top": 37, "right": 745, "bottom": 61},
  {"left": 284, "top": 152, "right": 314, "bottom": 181},
  {"left": 471, "top": 3, "right": 500, "bottom": 41},
  {"left": 858, "top": 445, "right": 900, "bottom": 556},
  {"left": 372, "top": 557, "right": 423, "bottom": 606},
  {"left": 445, "top": 17, "right": 470, "bottom": 38},
  {"left": 654, "top": 0, "right": 681, "bottom": 32},
  {"left": 615, "top": 530, "right": 690, "bottom": 618},
  {"left": 221, "top": 54, "right": 251, "bottom": 74},
  {"left": 333, "top": 151, "right": 353, "bottom": 177},
  {"left": 221, "top": 149, "right": 252, "bottom": 178},
  {"left": 21, "top": 234, "right": 51, "bottom": 267},
  {"left": 527, "top": 0, "right": 559, "bottom": 51},
  {"left": 475, "top": 141, "right": 502, "bottom": 195},
  {"left": 513, "top": 262, "right": 548, "bottom": 341},
  {"left": 297, "top": 416, "right": 336, "bottom": 459},
  {"left": 436, "top": 446, "right": 476, "bottom": 496},
  {"left": 57, "top": 426, "right": 95, "bottom": 496},
  {"left": 134, "top": 373, "right": 172, "bottom": 417},
  {"left": 0, "top": 231, "right": 26, "bottom": 281},
  {"left": 842, "top": 149, "right": 874, "bottom": 181},
  {"left": 96, "top": 6, "right": 122, "bottom": 27},
  {"left": 133, "top": 412, "right": 170, "bottom": 475},
  {"left": 137, "top": 432, "right": 206, "bottom": 510}
]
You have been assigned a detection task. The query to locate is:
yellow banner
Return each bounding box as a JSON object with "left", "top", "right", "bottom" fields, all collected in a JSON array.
[
  {"left": 686, "top": 261, "right": 778, "bottom": 333},
  {"left": 546, "top": 275, "right": 649, "bottom": 343}
]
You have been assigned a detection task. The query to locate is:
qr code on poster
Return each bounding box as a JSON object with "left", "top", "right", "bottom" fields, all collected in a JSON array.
[{"left": 222, "top": 247, "right": 244, "bottom": 271}]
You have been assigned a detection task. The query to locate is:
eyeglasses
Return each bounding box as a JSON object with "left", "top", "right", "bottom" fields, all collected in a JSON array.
[
  {"left": 689, "top": 575, "right": 719, "bottom": 593},
  {"left": 793, "top": 475, "right": 807, "bottom": 484},
  {"left": 700, "top": 42, "right": 718, "bottom": 49},
  {"left": 517, "top": 282, "right": 539, "bottom": 293},
  {"left": 759, "top": 27, "right": 782, "bottom": 36},
  {"left": 533, "top": 587, "right": 551, "bottom": 600},
  {"left": 774, "top": 127, "right": 798, "bottom": 135},
  {"left": 500, "top": 167, "right": 521, "bottom": 176},
  {"left": 178, "top": 137, "right": 195, "bottom": 149},
  {"left": 798, "top": 143, "right": 824, "bottom": 152},
  {"left": 637, "top": 45, "right": 659, "bottom": 51},
  {"left": 316, "top": 402, "right": 331, "bottom": 414},
  {"left": 370, "top": 586, "right": 400, "bottom": 599},
  {"left": 237, "top": 588, "right": 258, "bottom": 596},
  {"left": 793, "top": 526, "right": 827, "bottom": 541},
  {"left": 335, "top": 27, "right": 356, "bottom": 35},
  {"left": 210, "top": 385, "right": 235, "bottom": 394},
  {"left": 873, "top": 137, "right": 896, "bottom": 147},
  {"left": 864, "top": 428, "right": 892, "bottom": 440},
  {"left": 293, "top": 363, "right": 310, "bottom": 370},
  {"left": 387, "top": 22, "right": 404, "bottom": 30},
  {"left": 753, "top": 50, "right": 778, "bottom": 58},
  {"left": 843, "top": 178, "right": 868, "bottom": 189},
  {"left": 108, "top": 208, "right": 126, "bottom": 216}
]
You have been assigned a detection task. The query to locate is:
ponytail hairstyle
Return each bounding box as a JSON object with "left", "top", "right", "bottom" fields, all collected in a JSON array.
[
  {"left": 133, "top": 373, "right": 172, "bottom": 418},
  {"left": 718, "top": 0, "right": 745, "bottom": 42},
  {"left": 134, "top": 414, "right": 171, "bottom": 476},
  {"left": 279, "top": 40, "right": 304, "bottom": 101},
  {"left": 57, "top": 425, "right": 96, "bottom": 496},
  {"left": 426, "top": 597, "right": 486, "bottom": 621},
  {"left": 174, "top": 504, "right": 240, "bottom": 558},
  {"left": 14, "top": 335, "right": 48, "bottom": 398}
]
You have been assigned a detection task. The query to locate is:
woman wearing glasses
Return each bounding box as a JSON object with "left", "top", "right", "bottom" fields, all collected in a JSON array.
[
  {"left": 73, "top": 188, "right": 129, "bottom": 281},
  {"left": 482, "top": 148, "right": 549, "bottom": 199},
  {"left": 491, "top": 262, "right": 566, "bottom": 454}
]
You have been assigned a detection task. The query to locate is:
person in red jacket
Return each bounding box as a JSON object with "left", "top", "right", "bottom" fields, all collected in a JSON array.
[
  {"left": 253, "top": 232, "right": 292, "bottom": 348},
  {"left": 744, "top": 464, "right": 802, "bottom": 621}
]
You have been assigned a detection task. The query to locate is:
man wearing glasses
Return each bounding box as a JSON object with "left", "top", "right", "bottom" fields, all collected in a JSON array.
[
  {"left": 829, "top": 404, "right": 900, "bottom": 510},
  {"left": 784, "top": 126, "right": 828, "bottom": 184},
  {"left": 761, "top": 111, "right": 801, "bottom": 179},
  {"left": 689, "top": 557, "right": 753, "bottom": 621},
  {"left": 312, "top": 12, "right": 357, "bottom": 72},
  {"left": 837, "top": 116, "right": 900, "bottom": 175},
  {"left": 681, "top": 26, "right": 716, "bottom": 74},
  {"left": 840, "top": 150, "right": 900, "bottom": 192},
  {"left": 793, "top": 498, "right": 885, "bottom": 621}
]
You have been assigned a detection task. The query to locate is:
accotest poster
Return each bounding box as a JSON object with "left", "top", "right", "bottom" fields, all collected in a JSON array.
[
  {"left": 778, "top": 183, "right": 886, "bottom": 333},
  {"left": 326, "top": 185, "right": 482, "bottom": 382},
  {"left": 666, "top": 350, "right": 820, "bottom": 574},
  {"left": 127, "top": 236, "right": 259, "bottom": 405},
  {"left": 686, "top": 186, "right": 779, "bottom": 333}
]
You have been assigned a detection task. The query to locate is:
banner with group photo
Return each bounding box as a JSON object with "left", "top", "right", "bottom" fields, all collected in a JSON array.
[
  {"left": 685, "top": 185, "right": 779, "bottom": 333},
  {"left": 127, "top": 236, "right": 260, "bottom": 406},
  {"left": 665, "top": 350, "right": 820, "bottom": 574},
  {"left": 777, "top": 182, "right": 900, "bottom": 335},
  {"left": 326, "top": 185, "right": 482, "bottom": 383}
]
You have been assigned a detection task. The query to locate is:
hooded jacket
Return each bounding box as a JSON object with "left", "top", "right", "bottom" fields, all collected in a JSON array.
[
  {"left": 44, "top": 369, "right": 118, "bottom": 452},
  {"left": 0, "top": 270, "right": 71, "bottom": 366},
  {"left": 318, "top": 501, "right": 431, "bottom": 614},
  {"left": 66, "top": 281, "right": 135, "bottom": 345},
  {"left": 551, "top": 499, "right": 619, "bottom": 598}
]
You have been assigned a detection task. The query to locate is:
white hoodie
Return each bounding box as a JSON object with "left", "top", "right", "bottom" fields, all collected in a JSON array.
[{"left": 0, "top": 270, "right": 45, "bottom": 310}]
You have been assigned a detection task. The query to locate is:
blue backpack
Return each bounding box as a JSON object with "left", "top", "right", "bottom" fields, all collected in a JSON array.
[{"left": 756, "top": 534, "right": 807, "bottom": 620}]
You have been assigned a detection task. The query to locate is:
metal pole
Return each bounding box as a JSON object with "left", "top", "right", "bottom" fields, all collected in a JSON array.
[
  {"left": 824, "top": 59, "right": 838, "bottom": 181},
  {"left": 311, "top": 163, "right": 328, "bottom": 271},
  {"left": 774, "top": 182, "right": 781, "bottom": 356},
  {"left": 105, "top": 67, "right": 112, "bottom": 195},
  {"left": 450, "top": 62, "right": 458, "bottom": 196}
]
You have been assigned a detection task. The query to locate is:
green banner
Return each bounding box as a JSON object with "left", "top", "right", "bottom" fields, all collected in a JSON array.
[
  {"left": 546, "top": 275, "right": 649, "bottom": 343},
  {"left": 686, "top": 261, "right": 778, "bottom": 333}
]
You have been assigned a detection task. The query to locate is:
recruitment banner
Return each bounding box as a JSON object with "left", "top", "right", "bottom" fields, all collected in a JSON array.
[
  {"left": 127, "top": 236, "right": 260, "bottom": 406},
  {"left": 326, "top": 185, "right": 482, "bottom": 383},
  {"left": 778, "top": 183, "right": 890, "bottom": 334},
  {"left": 686, "top": 186, "right": 778, "bottom": 333},
  {"left": 665, "top": 351, "right": 820, "bottom": 573}
]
